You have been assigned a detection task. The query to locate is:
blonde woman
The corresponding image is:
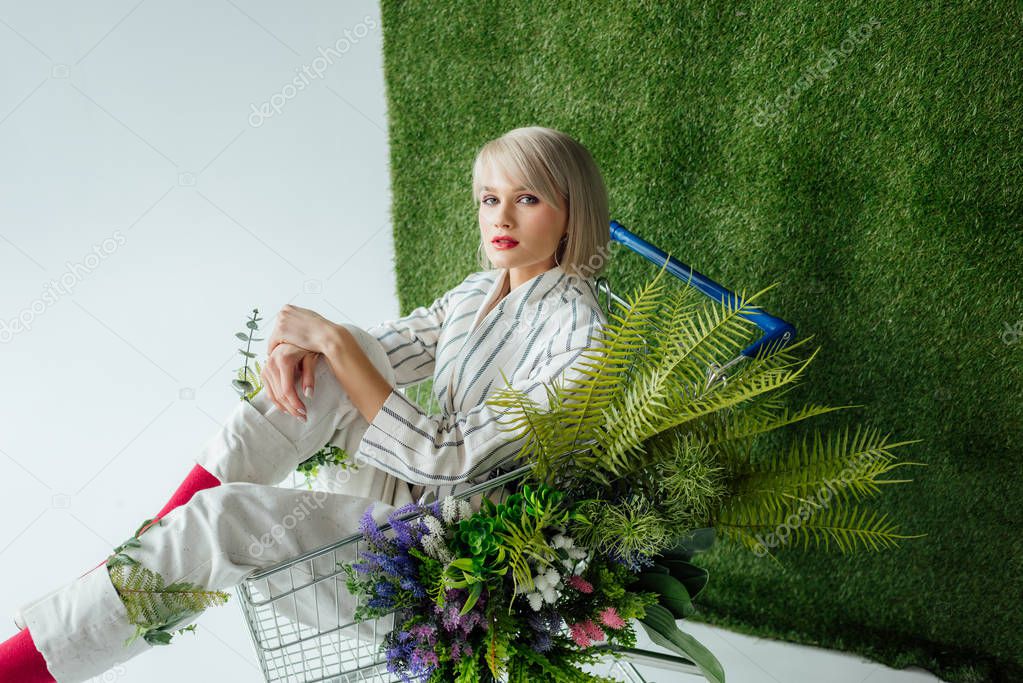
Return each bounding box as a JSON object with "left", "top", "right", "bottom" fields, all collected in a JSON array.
[{"left": 0, "top": 126, "right": 612, "bottom": 682}]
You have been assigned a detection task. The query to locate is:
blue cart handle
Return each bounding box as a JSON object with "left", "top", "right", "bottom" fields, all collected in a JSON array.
[{"left": 609, "top": 219, "right": 796, "bottom": 360}]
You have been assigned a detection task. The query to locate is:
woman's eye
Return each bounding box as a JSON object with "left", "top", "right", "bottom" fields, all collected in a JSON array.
[{"left": 481, "top": 195, "right": 538, "bottom": 206}]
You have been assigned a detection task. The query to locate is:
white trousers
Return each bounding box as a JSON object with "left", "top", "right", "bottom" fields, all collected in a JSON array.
[{"left": 19, "top": 324, "right": 418, "bottom": 683}]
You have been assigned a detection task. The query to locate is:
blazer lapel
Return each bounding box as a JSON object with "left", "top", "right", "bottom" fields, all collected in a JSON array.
[
  {"left": 468, "top": 267, "right": 510, "bottom": 334},
  {"left": 446, "top": 265, "right": 569, "bottom": 409}
]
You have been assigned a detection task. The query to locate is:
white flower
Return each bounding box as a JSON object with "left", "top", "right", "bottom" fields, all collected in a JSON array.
[
  {"left": 423, "top": 515, "right": 445, "bottom": 537},
  {"left": 541, "top": 587, "right": 559, "bottom": 604},
  {"left": 441, "top": 496, "right": 474, "bottom": 524},
  {"left": 421, "top": 533, "right": 452, "bottom": 563},
  {"left": 441, "top": 497, "right": 459, "bottom": 525},
  {"left": 567, "top": 547, "right": 588, "bottom": 560},
  {"left": 552, "top": 533, "right": 574, "bottom": 550},
  {"left": 542, "top": 566, "right": 560, "bottom": 586},
  {"left": 526, "top": 592, "right": 543, "bottom": 611},
  {"left": 533, "top": 567, "right": 560, "bottom": 592}
]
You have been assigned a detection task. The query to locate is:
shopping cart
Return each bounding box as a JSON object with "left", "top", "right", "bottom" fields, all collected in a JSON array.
[{"left": 235, "top": 220, "right": 797, "bottom": 682}]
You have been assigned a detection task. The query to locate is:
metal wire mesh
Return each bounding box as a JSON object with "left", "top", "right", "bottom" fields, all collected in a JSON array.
[{"left": 235, "top": 463, "right": 703, "bottom": 682}]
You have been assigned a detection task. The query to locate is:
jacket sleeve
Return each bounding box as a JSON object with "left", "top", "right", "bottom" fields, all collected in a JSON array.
[
  {"left": 356, "top": 298, "right": 606, "bottom": 486},
  {"left": 364, "top": 276, "right": 467, "bottom": 388}
]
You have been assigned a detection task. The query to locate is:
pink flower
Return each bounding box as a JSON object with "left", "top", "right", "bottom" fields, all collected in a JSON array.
[
  {"left": 580, "top": 619, "right": 606, "bottom": 643},
  {"left": 566, "top": 574, "right": 594, "bottom": 594},
  {"left": 568, "top": 621, "right": 593, "bottom": 648},
  {"left": 598, "top": 606, "right": 626, "bottom": 629}
]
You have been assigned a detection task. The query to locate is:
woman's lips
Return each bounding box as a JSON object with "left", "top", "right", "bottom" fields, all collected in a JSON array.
[{"left": 492, "top": 238, "right": 518, "bottom": 250}]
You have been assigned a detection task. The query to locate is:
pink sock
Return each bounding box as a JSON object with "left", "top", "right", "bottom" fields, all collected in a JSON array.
[
  {"left": 82, "top": 463, "right": 221, "bottom": 576},
  {"left": 152, "top": 462, "right": 222, "bottom": 520},
  {"left": 0, "top": 627, "right": 55, "bottom": 682}
]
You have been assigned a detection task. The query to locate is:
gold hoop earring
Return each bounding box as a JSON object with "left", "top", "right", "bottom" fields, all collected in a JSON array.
[{"left": 554, "top": 234, "right": 568, "bottom": 267}]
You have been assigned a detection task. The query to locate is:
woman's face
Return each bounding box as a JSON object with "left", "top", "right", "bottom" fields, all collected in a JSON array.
[{"left": 477, "top": 163, "right": 567, "bottom": 274}]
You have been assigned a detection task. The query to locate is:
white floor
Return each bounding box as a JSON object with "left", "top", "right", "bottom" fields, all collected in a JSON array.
[{"left": 0, "top": 2, "right": 944, "bottom": 681}]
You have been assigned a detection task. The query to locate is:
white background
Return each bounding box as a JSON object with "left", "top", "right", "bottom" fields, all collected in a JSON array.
[{"left": 0, "top": 2, "right": 944, "bottom": 681}]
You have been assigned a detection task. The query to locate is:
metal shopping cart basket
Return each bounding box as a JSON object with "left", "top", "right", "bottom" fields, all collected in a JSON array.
[{"left": 235, "top": 220, "right": 796, "bottom": 682}]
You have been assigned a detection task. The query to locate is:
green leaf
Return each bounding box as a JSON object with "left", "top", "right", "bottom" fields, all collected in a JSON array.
[
  {"left": 246, "top": 321, "right": 258, "bottom": 329},
  {"left": 238, "top": 349, "right": 256, "bottom": 358},
  {"left": 659, "top": 559, "right": 709, "bottom": 600},
  {"left": 639, "top": 604, "right": 725, "bottom": 683},
  {"left": 234, "top": 332, "right": 249, "bottom": 341},
  {"left": 143, "top": 629, "right": 173, "bottom": 646},
  {"left": 460, "top": 582, "right": 483, "bottom": 616},
  {"left": 634, "top": 573, "right": 695, "bottom": 618},
  {"left": 449, "top": 558, "right": 476, "bottom": 572},
  {"left": 674, "top": 528, "right": 716, "bottom": 557}
]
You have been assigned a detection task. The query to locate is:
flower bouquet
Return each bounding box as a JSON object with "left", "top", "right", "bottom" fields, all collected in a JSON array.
[
  {"left": 344, "top": 259, "right": 925, "bottom": 682},
  {"left": 344, "top": 482, "right": 710, "bottom": 682}
]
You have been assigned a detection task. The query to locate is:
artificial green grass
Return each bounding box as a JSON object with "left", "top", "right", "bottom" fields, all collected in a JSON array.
[{"left": 377, "top": 2, "right": 1023, "bottom": 680}]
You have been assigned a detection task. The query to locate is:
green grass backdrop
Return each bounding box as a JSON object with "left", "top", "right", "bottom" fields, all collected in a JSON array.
[{"left": 377, "top": 2, "right": 1022, "bottom": 680}]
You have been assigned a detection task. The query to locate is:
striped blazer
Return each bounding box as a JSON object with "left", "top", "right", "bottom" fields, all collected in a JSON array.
[{"left": 357, "top": 264, "right": 607, "bottom": 490}]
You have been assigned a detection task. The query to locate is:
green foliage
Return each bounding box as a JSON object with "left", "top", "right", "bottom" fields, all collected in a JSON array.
[
  {"left": 233, "top": 308, "right": 265, "bottom": 401},
  {"left": 639, "top": 604, "right": 725, "bottom": 683},
  {"left": 295, "top": 443, "right": 358, "bottom": 488},
  {"left": 573, "top": 495, "right": 671, "bottom": 559},
  {"left": 108, "top": 561, "right": 229, "bottom": 647},
  {"left": 483, "top": 600, "right": 512, "bottom": 679},
  {"left": 105, "top": 517, "right": 230, "bottom": 647},
  {"left": 714, "top": 424, "right": 927, "bottom": 556},
  {"left": 487, "top": 261, "right": 924, "bottom": 562},
  {"left": 506, "top": 643, "right": 619, "bottom": 683},
  {"left": 445, "top": 483, "right": 580, "bottom": 609}
]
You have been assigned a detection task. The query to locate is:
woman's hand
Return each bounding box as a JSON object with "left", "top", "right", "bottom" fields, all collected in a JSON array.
[
  {"left": 267, "top": 304, "right": 338, "bottom": 357},
  {"left": 261, "top": 342, "right": 320, "bottom": 421}
]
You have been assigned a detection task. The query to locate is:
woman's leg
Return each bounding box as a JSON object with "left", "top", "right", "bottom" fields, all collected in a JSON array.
[
  {"left": 3, "top": 323, "right": 413, "bottom": 680},
  {"left": 17, "top": 481, "right": 399, "bottom": 682}
]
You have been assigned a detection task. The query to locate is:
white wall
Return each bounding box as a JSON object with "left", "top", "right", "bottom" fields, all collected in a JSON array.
[{"left": 0, "top": 1, "right": 395, "bottom": 680}]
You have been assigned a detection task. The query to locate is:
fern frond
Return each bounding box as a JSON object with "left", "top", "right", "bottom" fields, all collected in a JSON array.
[
  {"left": 728, "top": 424, "right": 925, "bottom": 513},
  {"left": 108, "top": 562, "right": 230, "bottom": 642},
  {"left": 716, "top": 503, "right": 926, "bottom": 555}
]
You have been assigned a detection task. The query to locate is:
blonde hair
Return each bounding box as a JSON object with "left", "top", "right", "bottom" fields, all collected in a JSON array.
[{"left": 471, "top": 126, "right": 611, "bottom": 280}]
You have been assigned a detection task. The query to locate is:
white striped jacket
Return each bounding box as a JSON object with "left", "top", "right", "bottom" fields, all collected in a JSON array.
[{"left": 358, "top": 264, "right": 607, "bottom": 489}]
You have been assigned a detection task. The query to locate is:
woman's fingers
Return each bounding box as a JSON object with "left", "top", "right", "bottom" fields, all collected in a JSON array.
[
  {"left": 301, "top": 353, "right": 317, "bottom": 399},
  {"left": 276, "top": 355, "right": 307, "bottom": 421},
  {"left": 260, "top": 364, "right": 288, "bottom": 415}
]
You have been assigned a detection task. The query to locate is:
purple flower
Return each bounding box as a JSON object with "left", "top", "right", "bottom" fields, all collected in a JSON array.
[
  {"left": 450, "top": 640, "right": 473, "bottom": 662},
  {"left": 525, "top": 607, "right": 563, "bottom": 652},
  {"left": 360, "top": 505, "right": 389, "bottom": 549}
]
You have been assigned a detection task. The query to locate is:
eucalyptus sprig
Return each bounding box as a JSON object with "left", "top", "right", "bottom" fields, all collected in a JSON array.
[
  {"left": 233, "top": 308, "right": 264, "bottom": 401},
  {"left": 296, "top": 444, "right": 358, "bottom": 489}
]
